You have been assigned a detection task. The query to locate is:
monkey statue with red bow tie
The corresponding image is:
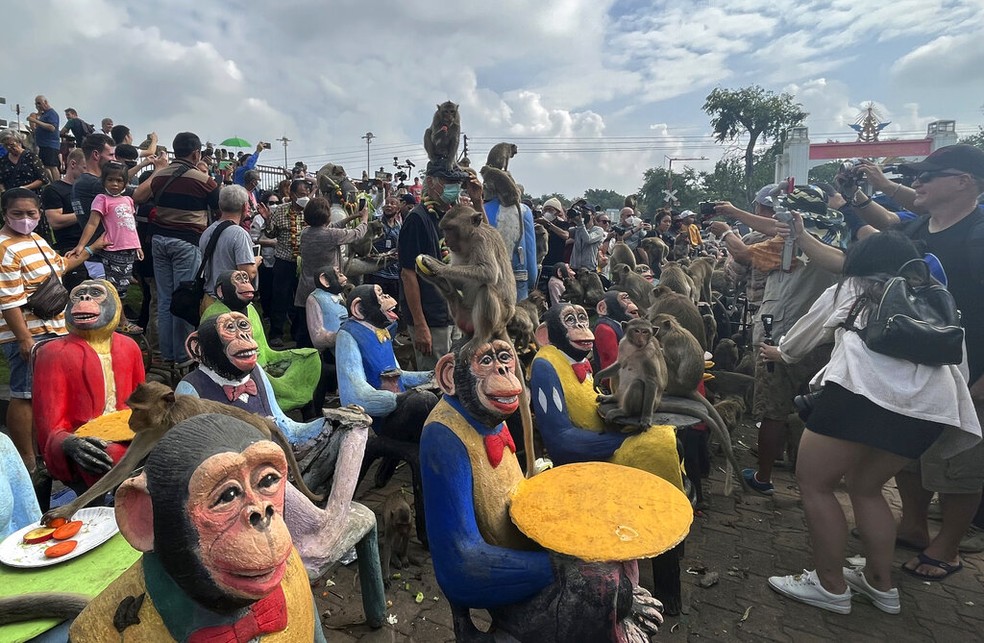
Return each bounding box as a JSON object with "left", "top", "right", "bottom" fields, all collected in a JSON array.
[{"left": 420, "top": 336, "right": 664, "bottom": 641}]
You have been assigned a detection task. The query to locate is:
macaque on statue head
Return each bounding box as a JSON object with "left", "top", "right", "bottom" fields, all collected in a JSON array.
[
  {"left": 186, "top": 312, "right": 259, "bottom": 380},
  {"left": 214, "top": 270, "right": 256, "bottom": 312},
  {"left": 436, "top": 338, "right": 523, "bottom": 427},
  {"left": 65, "top": 280, "right": 121, "bottom": 344},
  {"left": 347, "top": 284, "right": 398, "bottom": 330},
  {"left": 535, "top": 304, "right": 595, "bottom": 361},
  {"left": 114, "top": 414, "right": 293, "bottom": 611}
]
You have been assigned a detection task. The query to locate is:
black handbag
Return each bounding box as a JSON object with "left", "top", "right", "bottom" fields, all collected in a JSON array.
[
  {"left": 169, "top": 221, "right": 235, "bottom": 327},
  {"left": 26, "top": 239, "right": 70, "bottom": 319},
  {"left": 843, "top": 258, "right": 964, "bottom": 366}
]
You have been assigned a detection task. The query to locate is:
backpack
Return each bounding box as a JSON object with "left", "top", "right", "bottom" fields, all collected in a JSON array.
[
  {"left": 80, "top": 121, "right": 95, "bottom": 137},
  {"left": 843, "top": 258, "right": 964, "bottom": 366}
]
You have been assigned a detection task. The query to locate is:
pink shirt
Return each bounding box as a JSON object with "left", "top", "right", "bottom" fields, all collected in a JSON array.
[{"left": 91, "top": 193, "right": 141, "bottom": 251}]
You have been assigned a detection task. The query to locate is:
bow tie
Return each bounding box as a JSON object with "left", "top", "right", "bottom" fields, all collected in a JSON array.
[
  {"left": 483, "top": 426, "right": 516, "bottom": 468},
  {"left": 187, "top": 585, "right": 287, "bottom": 643},
  {"left": 571, "top": 361, "right": 593, "bottom": 384},
  {"left": 222, "top": 379, "right": 258, "bottom": 402}
]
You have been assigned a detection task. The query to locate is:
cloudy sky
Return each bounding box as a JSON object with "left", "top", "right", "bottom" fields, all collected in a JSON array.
[{"left": 3, "top": 0, "right": 982, "bottom": 198}]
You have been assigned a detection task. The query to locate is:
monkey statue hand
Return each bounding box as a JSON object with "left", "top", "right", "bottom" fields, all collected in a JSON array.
[
  {"left": 623, "top": 584, "right": 663, "bottom": 640},
  {"left": 62, "top": 435, "right": 114, "bottom": 474}
]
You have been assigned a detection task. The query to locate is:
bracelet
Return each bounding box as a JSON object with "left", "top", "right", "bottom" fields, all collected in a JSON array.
[
  {"left": 720, "top": 229, "right": 735, "bottom": 241},
  {"left": 853, "top": 195, "right": 873, "bottom": 208},
  {"left": 889, "top": 183, "right": 902, "bottom": 199},
  {"left": 84, "top": 246, "right": 93, "bottom": 256}
]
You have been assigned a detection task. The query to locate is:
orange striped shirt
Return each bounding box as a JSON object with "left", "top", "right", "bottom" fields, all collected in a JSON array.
[{"left": 0, "top": 232, "right": 68, "bottom": 343}]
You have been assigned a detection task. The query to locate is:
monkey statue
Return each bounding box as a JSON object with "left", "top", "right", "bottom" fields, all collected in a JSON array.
[
  {"left": 423, "top": 101, "right": 461, "bottom": 164},
  {"left": 421, "top": 337, "right": 663, "bottom": 642},
  {"left": 203, "top": 270, "right": 323, "bottom": 414},
  {"left": 591, "top": 291, "right": 640, "bottom": 390},
  {"left": 478, "top": 165, "right": 538, "bottom": 302},
  {"left": 174, "top": 311, "right": 372, "bottom": 573},
  {"left": 335, "top": 284, "right": 438, "bottom": 450},
  {"left": 530, "top": 304, "right": 683, "bottom": 488},
  {"left": 485, "top": 142, "right": 518, "bottom": 172},
  {"left": 305, "top": 265, "right": 350, "bottom": 350},
  {"left": 66, "top": 414, "right": 326, "bottom": 642},
  {"left": 33, "top": 280, "right": 145, "bottom": 489}
]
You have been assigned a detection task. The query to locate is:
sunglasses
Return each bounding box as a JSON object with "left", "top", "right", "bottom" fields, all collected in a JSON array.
[
  {"left": 265, "top": 200, "right": 281, "bottom": 206},
  {"left": 914, "top": 170, "right": 966, "bottom": 184}
]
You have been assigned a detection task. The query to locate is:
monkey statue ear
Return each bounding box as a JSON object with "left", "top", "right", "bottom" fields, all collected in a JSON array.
[
  {"left": 596, "top": 299, "right": 608, "bottom": 317},
  {"left": 350, "top": 297, "right": 364, "bottom": 320},
  {"left": 114, "top": 472, "right": 155, "bottom": 553},
  {"left": 318, "top": 273, "right": 330, "bottom": 290},
  {"left": 534, "top": 322, "right": 551, "bottom": 347},
  {"left": 185, "top": 332, "right": 203, "bottom": 363},
  {"left": 215, "top": 282, "right": 225, "bottom": 300},
  {"left": 435, "top": 352, "right": 456, "bottom": 395}
]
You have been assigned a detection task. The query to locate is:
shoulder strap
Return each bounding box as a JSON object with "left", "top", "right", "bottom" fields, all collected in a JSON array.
[
  {"left": 195, "top": 221, "right": 236, "bottom": 281},
  {"left": 841, "top": 296, "right": 869, "bottom": 332},
  {"left": 31, "top": 237, "right": 58, "bottom": 274},
  {"left": 152, "top": 163, "right": 191, "bottom": 207}
]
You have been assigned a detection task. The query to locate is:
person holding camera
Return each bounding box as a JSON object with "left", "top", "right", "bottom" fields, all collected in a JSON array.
[
  {"left": 539, "top": 197, "right": 570, "bottom": 268},
  {"left": 569, "top": 204, "right": 605, "bottom": 272}
]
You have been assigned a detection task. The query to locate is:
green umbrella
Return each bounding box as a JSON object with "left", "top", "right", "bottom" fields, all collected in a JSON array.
[{"left": 220, "top": 137, "right": 252, "bottom": 148}]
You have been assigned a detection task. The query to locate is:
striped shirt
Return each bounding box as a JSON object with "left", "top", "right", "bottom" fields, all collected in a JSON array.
[{"left": 0, "top": 233, "right": 68, "bottom": 343}]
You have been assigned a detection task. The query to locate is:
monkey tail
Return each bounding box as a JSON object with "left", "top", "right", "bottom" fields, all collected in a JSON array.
[
  {"left": 0, "top": 593, "right": 89, "bottom": 625},
  {"left": 519, "top": 380, "right": 537, "bottom": 478},
  {"left": 270, "top": 426, "right": 325, "bottom": 504},
  {"left": 659, "top": 396, "right": 746, "bottom": 496}
]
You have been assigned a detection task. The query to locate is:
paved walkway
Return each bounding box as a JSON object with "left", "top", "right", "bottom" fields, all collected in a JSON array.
[{"left": 315, "top": 422, "right": 983, "bottom": 642}]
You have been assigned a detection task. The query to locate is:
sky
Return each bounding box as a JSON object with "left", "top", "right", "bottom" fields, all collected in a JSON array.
[{"left": 2, "top": 0, "right": 982, "bottom": 199}]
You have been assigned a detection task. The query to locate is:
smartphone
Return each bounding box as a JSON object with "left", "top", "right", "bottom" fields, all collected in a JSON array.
[
  {"left": 261, "top": 142, "right": 271, "bottom": 149},
  {"left": 358, "top": 197, "right": 367, "bottom": 211},
  {"left": 252, "top": 244, "right": 261, "bottom": 257}
]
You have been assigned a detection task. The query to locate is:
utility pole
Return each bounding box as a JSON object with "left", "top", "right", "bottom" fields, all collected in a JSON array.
[
  {"left": 664, "top": 155, "right": 707, "bottom": 191},
  {"left": 277, "top": 135, "right": 290, "bottom": 168},
  {"left": 362, "top": 131, "right": 375, "bottom": 177}
]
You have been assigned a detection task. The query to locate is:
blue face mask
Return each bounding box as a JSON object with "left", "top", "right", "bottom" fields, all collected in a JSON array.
[{"left": 440, "top": 184, "right": 461, "bottom": 204}]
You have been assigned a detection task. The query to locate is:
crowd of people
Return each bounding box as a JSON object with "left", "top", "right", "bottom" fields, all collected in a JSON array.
[{"left": 0, "top": 95, "right": 983, "bottom": 627}]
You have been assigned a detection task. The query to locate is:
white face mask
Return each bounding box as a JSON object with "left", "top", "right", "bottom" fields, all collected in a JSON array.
[{"left": 294, "top": 196, "right": 310, "bottom": 208}]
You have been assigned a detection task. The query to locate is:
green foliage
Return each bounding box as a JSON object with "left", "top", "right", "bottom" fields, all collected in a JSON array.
[
  {"left": 808, "top": 161, "right": 842, "bottom": 186},
  {"left": 637, "top": 167, "right": 703, "bottom": 215},
  {"left": 536, "top": 192, "right": 569, "bottom": 207},
  {"left": 581, "top": 188, "right": 626, "bottom": 211},
  {"left": 959, "top": 126, "right": 984, "bottom": 151},
  {"left": 703, "top": 85, "right": 808, "bottom": 202}
]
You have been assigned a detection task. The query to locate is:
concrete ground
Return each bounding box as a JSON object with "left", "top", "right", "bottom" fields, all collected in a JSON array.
[{"left": 317, "top": 422, "right": 984, "bottom": 642}]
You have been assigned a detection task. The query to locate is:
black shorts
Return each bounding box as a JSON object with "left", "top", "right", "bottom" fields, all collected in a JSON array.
[
  {"left": 38, "top": 146, "right": 60, "bottom": 167},
  {"left": 807, "top": 382, "right": 943, "bottom": 459}
]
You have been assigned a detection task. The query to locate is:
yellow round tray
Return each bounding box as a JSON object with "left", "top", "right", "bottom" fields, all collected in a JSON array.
[
  {"left": 73, "top": 409, "right": 134, "bottom": 443},
  {"left": 509, "top": 462, "right": 692, "bottom": 562}
]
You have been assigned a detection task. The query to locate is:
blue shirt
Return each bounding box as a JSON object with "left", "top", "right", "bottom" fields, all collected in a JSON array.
[{"left": 35, "top": 108, "right": 60, "bottom": 149}]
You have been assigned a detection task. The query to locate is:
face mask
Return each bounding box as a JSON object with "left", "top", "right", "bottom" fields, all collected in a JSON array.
[
  {"left": 440, "top": 184, "right": 461, "bottom": 204},
  {"left": 8, "top": 218, "right": 38, "bottom": 235},
  {"left": 294, "top": 196, "right": 310, "bottom": 209}
]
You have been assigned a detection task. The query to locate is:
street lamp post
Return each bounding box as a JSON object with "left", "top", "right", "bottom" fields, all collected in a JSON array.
[
  {"left": 277, "top": 135, "right": 290, "bottom": 168},
  {"left": 664, "top": 155, "right": 708, "bottom": 192},
  {"left": 362, "top": 131, "right": 375, "bottom": 177}
]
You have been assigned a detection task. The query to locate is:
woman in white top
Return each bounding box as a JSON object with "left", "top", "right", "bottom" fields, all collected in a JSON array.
[{"left": 761, "top": 231, "right": 981, "bottom": 615}]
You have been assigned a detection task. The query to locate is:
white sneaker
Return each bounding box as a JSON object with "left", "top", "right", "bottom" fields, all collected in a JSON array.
[
  {"left": 843, "top": 567, "right": 900, "bottom": 614},
  {"left": 768, "top": 569, "right": 852, "bottom": 614}
]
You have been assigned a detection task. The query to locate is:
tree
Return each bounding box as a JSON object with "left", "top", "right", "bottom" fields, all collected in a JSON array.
[
  {"left": 808, "top": 161, "right": 842, "bottom": 186},
  {"left": 536, "top": 192, "right": 569, "bottom": 207},
  {"left": 637, "top": 167, "right": 704, "bottom": 215},
  {"left": 959, "top": 126, "right": 984, "bottom": 151},
  {"left": 703, "top": 85, "right": 808, "bottom": 203},
  {"left": 581, "top": 188, "right": 626, "bottom": 212}
]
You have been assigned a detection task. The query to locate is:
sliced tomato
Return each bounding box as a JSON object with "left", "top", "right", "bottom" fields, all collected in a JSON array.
[
  {"left": 44, "top": 540, "right": 78, "bottom": 558},
  {"left": 52, "top": 521, "right": 83, "bottom": 540},
  {"left": 22, "top": 527, "right": 55, "bottom": 544},
  {"left": 47, "top": 518, "right": 68, "bottom": 528}
]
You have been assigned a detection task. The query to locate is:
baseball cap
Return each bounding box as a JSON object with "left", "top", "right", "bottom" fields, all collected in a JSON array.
[
  {"left": 898, "top": 144, "right": 984, "bottom": 179},
  {"left": 542, "top": 197, "right": 563, "bottom": 213},
  {"left": 425, "top": 160, "right": 470, "bottom": 182},
  {"left": 754, "top": 184, "right": 779, "bottom": 208},
  {"left": 674, "top": 210, "right": 694, "bottom": 221}
]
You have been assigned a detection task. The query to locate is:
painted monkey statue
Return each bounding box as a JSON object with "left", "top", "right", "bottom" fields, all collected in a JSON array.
[
  {"left": 420, "top": 338, "right": 663, "bottom": 642},
  {"left": 33, "top": 280, "right": 145, "bottom": 488},
  {"left": 68, "top": 414, "right": 326, "bottom": 642},
  {"left": 305, "top": 265, "right": 349, "bottom": 350},
  {"left": 175, "top": 311, "right": 371, "bottom": 573},
  {"left": 592, "top": 290, "right": 640, "bottom": 387},
  {"left": 529, "top": 304, "right": 683, "bottom": 489},
  {"left": 202, "top": 270, "right": 323, "bottom": 413},
  {"left": 335, "top": 285, "right": 438, "bottom": 479}
]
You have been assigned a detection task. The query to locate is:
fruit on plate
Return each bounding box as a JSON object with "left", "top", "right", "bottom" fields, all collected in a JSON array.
[
  {"left": 23, "top": 527, "right": 56, "bottom": 544},
  {"left": 47, "top": 517, "right": 67, "bottom": 528},
  {"left": 44, "top": 540, "right": 78, "bottom": 558},
  {"left": 52, "top": 520, "right": 83, "bottom": 541}
]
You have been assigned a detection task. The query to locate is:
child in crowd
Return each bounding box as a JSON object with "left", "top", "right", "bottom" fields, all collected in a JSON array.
[{"left": 72, "top": 161, "right": 143, "bottom": 333}]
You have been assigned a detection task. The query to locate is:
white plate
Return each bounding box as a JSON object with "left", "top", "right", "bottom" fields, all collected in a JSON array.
[{"left": 0, "top": 507, "right": 120, "bottom": 568}]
